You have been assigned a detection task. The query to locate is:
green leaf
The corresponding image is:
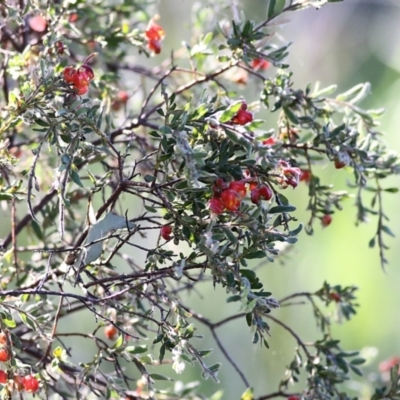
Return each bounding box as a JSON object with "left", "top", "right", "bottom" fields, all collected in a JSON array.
[
  {"left": 112, "top": 334, "right": 124, "bottom": 349},
  {"left": 268, "top": 205, "right": 296, "bottom": 213},
  {"left": 283, "top": 106, "right": 299, "bottom": 124},
  {"left": 368, "top": 236, "right": 376, "bottom": 248},
  {"left": 289, "top": 223, "right": 303, "bottom": 236},
  {"left": 198, "top": 349, "right": 213, "bottom": 357},
  {"left": 226, "top": 295, "right": 241, "bottom": 303},
  {"left": 150, "top": 373, "right": 173, "bottom": 381},
  {"left": 350, "top": 358, "right": 366, "bottom": 365},
  {"left": 221, "top": 227, "right": 238, "bottom": 244},
  {"left": 31, "top": 220, "right": 44, "bottom": 240},
  {"left": 349, "top": 364, "right": 363, "bottom": 376},
  {"left": 384, "top": 187, "right": 399, "bottom": 193},
  {"left": 381, "top": 225, "right": 395, "bottom": 237},
  {"left": 2, "top": 316, "right": 16, "bottom": 328},
  {"left": 19, "top": 312, "right": 35, "bottom": 329},
  {"left": 159, "top": 344, "right": 166, "bottom": 363},
  {"left": 144, "top": 205, "right": 157, "bottom": 213},
  {"left": 219, "top": 102, "right": 242, "bottom": 123},
  {"left": 268, "top": 0, "right": 286, "bottom": 19},
  {"left": 70, "top": 170, "right": 84, "bottom": 188},
  {"left": 246, "top": 313, "right": 252, "bottom": 327},
  {"left": 208, "top": 363, "right": 221, "bottom": 373},
  {"left": 243, "top": 250, "right": 266, "bottom": 259}
]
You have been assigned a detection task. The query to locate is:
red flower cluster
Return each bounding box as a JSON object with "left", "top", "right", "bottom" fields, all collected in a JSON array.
[
  {"left": 209, "top": 178, "right": 245, "bottom": 214},
  {"left": 208, "top": 178, "right": 273, "bottom": 214},
  {"left": 145, "top": 17, "right": 165, "bottom": 54},
  {"left": 63, "top": 55, "right": 96, "bottom": 95},
  {"left": 0, "top": 371, "right": 39, "bottom": 393},
  {"left": 231, "top": 102, "right": 253, "bottom": 125},
  {"left": 251, "top": 58, "right": 270, "bottom": 71}
]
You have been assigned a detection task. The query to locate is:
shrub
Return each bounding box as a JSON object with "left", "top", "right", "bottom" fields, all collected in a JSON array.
[{"left": 0, "top": 0, "right": 399, "bottom": 399}]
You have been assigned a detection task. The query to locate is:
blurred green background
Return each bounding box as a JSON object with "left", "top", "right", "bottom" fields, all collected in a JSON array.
[{"left": 11, "top": 0, "right": 400, "bottom": 399}]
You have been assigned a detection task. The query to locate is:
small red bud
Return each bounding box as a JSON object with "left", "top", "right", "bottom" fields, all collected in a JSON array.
[
  {"left": 329, "top": 293, "right": 341, "bottom": 302},
  {"left": 321, "top": 214, "right": 332, "bottom": 227}
]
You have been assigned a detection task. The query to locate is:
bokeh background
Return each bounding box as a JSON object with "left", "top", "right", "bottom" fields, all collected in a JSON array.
[{"left": 4, "top": 0, "right": 400, "bottom": 399}]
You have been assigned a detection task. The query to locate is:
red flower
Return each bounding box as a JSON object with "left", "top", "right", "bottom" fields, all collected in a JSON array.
[
  {"left": 262, "top": 137, "right": 277, "bottom": 146},
  {"left": 229, "top": 180, "right": 247, "bottom": 198},
  {"left": 208, "top": 198, "right": 225, "bottom": 214},
  {"left": 221, "top": 189, "right": 241, "bottom": 212},
  {"left": 0, "top": 370, "right": 7, "bottom": 384},
  {"left": 231, "top": 102, "right": 253, "bottom": 125},
  {"left": 145, "top": 17, "right": 165, "bottom": 54},
  {"left": 145, "top": 19, "right": 165, "bottom": 41},
  {"left": 63, "top": 66, "right": 78, "bottom": 84},
  {"left": 282, "top": 166, "right": 301, "bottom": 188},
  {"left": 22, "top": 375, "right": 39, "bottom": 393},
  {"left": 63, "top": 59, "right": 95, "bottom": 96},
  {"left": 250, "top": 188, "right": 261, "bottom": 205},
  {"left": 258, "top": 185, "right": 273, "bottom": 201},
  {"left": 379, "top": 357, "right": 400, "bottom": 373},
  {"left": 212, "top": 178, "right": 228, "bottom": 198},
  {"left": 248, "top": 181, "right": 258, "bottom": 191},
  {"left": 78, "top": 65, "right": 95, "bottom": 82},
  {"left": 299, "top": 169, "right": 311, "bottom": 183},
  {"left": 147, "top": 39, "right": 162, "bottom": 54},
  {"left": 0, "top": 348, "right": 10, "bottom": 362},
  {"left": 251, "top": 59, "right": 270, "bottom": 71},
  {"left": 160, "top": 225, "right": 173, "bottom": 240}
]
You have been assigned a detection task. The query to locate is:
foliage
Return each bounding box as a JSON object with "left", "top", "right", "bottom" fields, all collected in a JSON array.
[{"left": 0, "top": 0, "right": 399, "bottom": 399}]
